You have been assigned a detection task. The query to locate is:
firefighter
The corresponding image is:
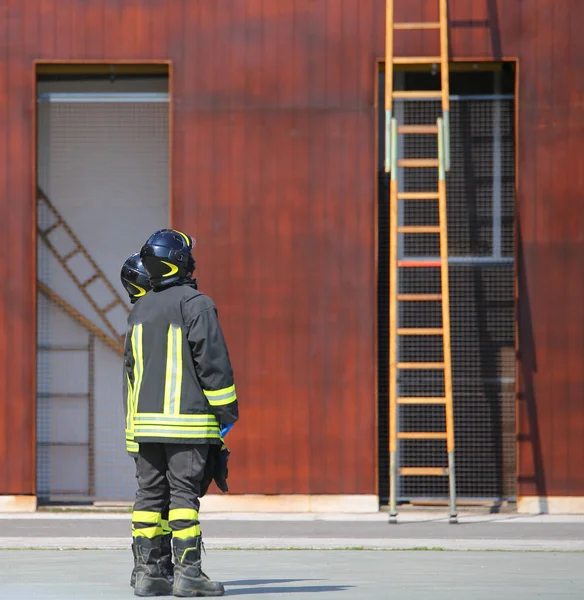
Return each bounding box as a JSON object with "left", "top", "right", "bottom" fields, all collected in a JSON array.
[
  {"left": 120, "top": 253, "right": 174, "bottom": 589},
  {"left": 124, "top": 229, "right": 238, "bottom": 597}
]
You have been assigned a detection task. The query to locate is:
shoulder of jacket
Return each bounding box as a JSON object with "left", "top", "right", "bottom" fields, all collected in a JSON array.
[
  {"left": 127, "top": 302, "right": 140, "bottom": 323},
  {"left": 182, "top": 288, "right": 216, "bottom": 313}
]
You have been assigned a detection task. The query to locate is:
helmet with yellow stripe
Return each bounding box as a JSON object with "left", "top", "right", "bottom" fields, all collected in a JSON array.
[
  {"left": 120, "top": 252, "right": 151, "bottom": 304},
  {"left": 140, "top": 228, "right": 196, "bottom": 289}
]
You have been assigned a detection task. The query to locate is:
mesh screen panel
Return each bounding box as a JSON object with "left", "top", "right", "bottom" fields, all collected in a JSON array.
[
  {"left": 378, "top": 92, "right": 516, "bottom": 502},
  {"left": 37, "top": 87, "right": 169, "bottom": 503}
]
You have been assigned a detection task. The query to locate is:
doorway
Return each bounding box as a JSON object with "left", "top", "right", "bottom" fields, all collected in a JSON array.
[
  {"left": 377, "top": 62, "right": 517, "bottom": 505},
  {"left": 35, "top": 63, "right": 170, "bottom": 503}
]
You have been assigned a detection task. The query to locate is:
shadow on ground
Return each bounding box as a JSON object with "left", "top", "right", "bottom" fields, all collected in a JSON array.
[
  {"left": 225, "top": 579, "right": 319, "bottom": 586},
  {"left": 225, "top": 578, "right": 352, "bottom": 595}
]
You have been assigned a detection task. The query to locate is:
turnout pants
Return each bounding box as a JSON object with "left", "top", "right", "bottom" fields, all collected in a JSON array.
[
  {"left": 132, "top": 443, "right": 209, "bottom": 542},
  {"left": 133, "top": 457, "right": 171, "bottom": 537}
]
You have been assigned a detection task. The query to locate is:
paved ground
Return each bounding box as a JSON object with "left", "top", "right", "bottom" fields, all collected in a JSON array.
[
  {"left": 2, "top": 511, "right": 584, "bottom": 598},
  {"left": 4, "top": 515, "right": 584, "bottom": 540},
  {"left": 1, "top": 549, "right": 583, "bottom": 599},
  {"left": 2, "top": 511, "right": 584, "bottom": 551}
]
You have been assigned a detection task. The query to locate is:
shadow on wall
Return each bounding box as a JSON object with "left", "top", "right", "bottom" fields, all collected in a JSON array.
[
  {"left": 516, "top": 220, "right": 547, "bottom": 511},
  {"left": 447, "top": 0, "right": 502, "bottom": 60}
]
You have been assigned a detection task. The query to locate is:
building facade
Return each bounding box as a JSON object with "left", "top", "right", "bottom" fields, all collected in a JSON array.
[{"left": 0, "top": 0, "right": 582, "bottom": 513}]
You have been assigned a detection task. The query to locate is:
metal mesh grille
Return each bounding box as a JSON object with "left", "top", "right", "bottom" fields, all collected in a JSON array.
[
  {"left": 378, "top": 89, "right": 516, "bottom": 501},
  {"left": 36, "top": 83, "right": 169, "bottom": 503}
]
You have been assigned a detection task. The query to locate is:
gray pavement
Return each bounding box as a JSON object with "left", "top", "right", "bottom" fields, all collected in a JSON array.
[
  {"left": 2, "top": 513, "right": 584, "bottom": 598},
  {"left": 3, "top": 517, "right": 584, "bottom": 541},
  {"left": 1, "top": 549, "right": 583, "bottom": 599},
  {"left": 3, "top": 512, "right": 584, "bottom": 552}
]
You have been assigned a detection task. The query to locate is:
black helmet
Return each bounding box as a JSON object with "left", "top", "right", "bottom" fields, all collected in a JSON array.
[
  {"left": 120, "top": 252, "right": 151, "bottom": 304},
  {"left": 140, "top": 228, "right": 196, "bottom": 289}
]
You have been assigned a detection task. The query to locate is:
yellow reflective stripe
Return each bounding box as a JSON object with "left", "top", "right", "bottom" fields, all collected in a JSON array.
[
  {"left": 134, "top": 430, "right": 221, "bottom": 440},
  {"left": 161, "top": 260, "right": 179, "bottom": 277},
  {"left": 134, "top": 418, "right": 217, "bottom": 427},
  {"left": 132, "top": 511, "right": 162, "bottom": 524},
  {"left": 169, "top": 508, "right": 198, "bottom": 521},
  {"left": 135, "top": 413, "right": 217, "bottom": 420},
  {"left": 163, "top": 325, "right": 183, "bottom": 416},
  {"left": 126, "top": 374, "right": 134, "bottom": 431},
  {"left": 129, "top": 281, "right": 147, "bottom": 298},
  {"left": 132, "top": 526, "right": 163, "bottom": 539},
  {"left": 126, "top": 441, "right": 139, "bottom": 453},
  {"left": 172, "top": 525, "right": 201, "bottom": 540},
  {"left": 207, "top": 394, "right": 236, "bottom": 407},
  {"left": 161, "top": 519, "right": 171, "bottom": 535},
  {"left": 134, "top": 425, "right": 220, "bottom": 434},
  {"left": 134, "top": 413, "right": 217, "bottom": 423},
  {"left": 163, "top": 326, "right": 174, "bottom": 414},
  {"left": 203, "top": 385, "right": 236, "bottom": 407},
  {"left": 173, "top": 229, "right": 192, "bottom": 247},
  {"left": 204, "top": 385, "right": 235, "bottom": 398},
  {"left": 131, "top": 325, "right": 144, "bottom": 414},
  {"left": 174, "top": 327, "right": 183, "bottom": 415}
]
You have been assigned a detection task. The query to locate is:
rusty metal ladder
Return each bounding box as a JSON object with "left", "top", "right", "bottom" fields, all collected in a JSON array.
[
  {"left": 385, "top": 0, "right": 457, "bottom": 523},
  {"left": 37, "top": 187, "right": 129, "bottom": 343}
]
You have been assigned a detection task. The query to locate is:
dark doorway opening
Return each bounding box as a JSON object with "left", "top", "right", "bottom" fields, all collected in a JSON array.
[{"left": 377, "top": 62, "right": 516, "bottom": 505}]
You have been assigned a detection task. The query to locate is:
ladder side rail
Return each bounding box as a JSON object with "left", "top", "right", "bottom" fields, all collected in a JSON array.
[
  {"left": 439, "top": 0, "right": 451, "bottom": 171},
  {"left": 388, "top": 117, "right": 399, "bottom": 520},
  {"left": 385, "top": 0, "right": 394, "bottom": 173},
  {"left": 438, "top": 118, "right": 457, "bottom": 523}
]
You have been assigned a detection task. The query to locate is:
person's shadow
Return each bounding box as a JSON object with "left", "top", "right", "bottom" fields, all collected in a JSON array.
[{"left": 224, "top": 578, "right": 353, "bottom": 595}]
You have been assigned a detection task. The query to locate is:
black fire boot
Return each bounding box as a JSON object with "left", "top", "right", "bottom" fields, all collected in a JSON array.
[
  {"left": 172, "top": 537, "right": 224, "bottom": 597},
  {"left": 130, "top": 541, "right": 138, "bottom": 588},
  {"left": 160, "top": 532, "right": 175, "bottom": 583},
  {"left": 132, "top": 535, "right": 174, "bottom": 588},
  {"left": 133, "top": 536, "right": 174, "bottom": 597}
]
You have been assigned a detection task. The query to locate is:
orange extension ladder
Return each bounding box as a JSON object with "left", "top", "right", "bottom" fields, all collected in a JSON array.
[{"left": 385, "top": 0, "right": 457, "bottom": 523}]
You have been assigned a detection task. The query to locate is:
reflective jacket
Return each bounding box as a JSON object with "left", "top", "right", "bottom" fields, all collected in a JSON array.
[{"left": 123, "top": 282, "right": 238, "bottom": 452}]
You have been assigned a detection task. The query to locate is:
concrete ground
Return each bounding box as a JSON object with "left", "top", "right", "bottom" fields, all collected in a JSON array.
[
  {"left": 1, "top": 511, "right": 584, "bottom": 598},
  {"left": 2, "top": 549, "right": 583, "bottom": 599}
]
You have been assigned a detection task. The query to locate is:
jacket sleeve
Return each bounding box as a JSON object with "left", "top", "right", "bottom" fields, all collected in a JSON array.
[{"left": 183, "top": 294, "right": 239, "bottom": 425}]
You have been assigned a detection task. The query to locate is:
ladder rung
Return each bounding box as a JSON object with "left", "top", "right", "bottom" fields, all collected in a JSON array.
[
  {"left": 63, "top": 247, "right": 82, "bottom": 261},
  {"left": 397, "top": 125, "right": 439, "bottom": 134},
  {"left": 393, "top": 56, "right": 442, "bottom": 64},
  {"left": 397, "top": 192, "right": 440, "bottom": 199},
  {"left": 397, "top": 226, "right": 440, "bottom": 234},
  {"left": 398, "top": 159, "right": 439, "bottom": 168},
  {"left": 397, "top": 328, "right": 443, "bottom": 336},
  {"left": 397, "top": 362, "right": 445, "bottom": 370},
  {"left": 103, "top": 298, "right": 121, "bottom": 313},
  {"left": 397, "top": 260, "right": 442, "bottom": 268},
  {"left": 397, "top": 432, "right": 448, "bottom": 440},
  {"left": 393, "top": 22, "right": 441, "bottom": 30},
  {"left": 400, "top": 467, "right": 448, "bottom": 476},
  {"left": 42, "top": 221, "right": 61, "bottom": 236},
  {"left": 81, "top": 273, "right": 101, "bottom": 288},
  {"left": 397, "top": 397, "right": 447, "bottom": 405},
  {"left": 397, "top": 294, "right": 442, "bottom": 301},
  {"left": 393, "top": 91, "right": 442, "bottom": 99}
]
